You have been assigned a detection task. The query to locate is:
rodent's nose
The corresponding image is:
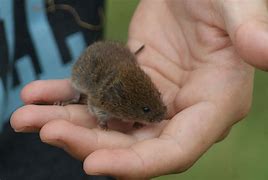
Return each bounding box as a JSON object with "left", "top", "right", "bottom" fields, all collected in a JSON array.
[
  {"left": 151, "top": 113, "right": 165, "bottom": 123},
  {"left": 154, "top": 113, "right": 165, "bottom": 122}
]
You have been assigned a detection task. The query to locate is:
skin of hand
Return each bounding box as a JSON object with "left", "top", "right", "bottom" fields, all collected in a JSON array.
[{"left": 10, "top": 0, "right": 268, "bottom": 179}]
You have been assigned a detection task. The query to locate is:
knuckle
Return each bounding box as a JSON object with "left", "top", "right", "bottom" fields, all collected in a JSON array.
[
  {"left": 174, "top": 155, "right": 196, "bottom": 173},
  {"left": 235, "top": 100, "right": 252, "bottom": 121}
]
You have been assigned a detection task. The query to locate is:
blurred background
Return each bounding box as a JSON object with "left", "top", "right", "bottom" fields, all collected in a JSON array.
[{"left": 104, "top": 1, "right": 268, "bottom": 180}]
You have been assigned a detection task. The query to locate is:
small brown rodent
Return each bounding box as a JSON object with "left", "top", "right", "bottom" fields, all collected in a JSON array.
[{"left": 71, "top": 41, "right": 167, "bottom": 129}]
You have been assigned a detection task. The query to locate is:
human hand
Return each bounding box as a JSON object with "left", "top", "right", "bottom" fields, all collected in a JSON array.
[{"left": 11, "top": 0, "right": 268, "bottom": 179}]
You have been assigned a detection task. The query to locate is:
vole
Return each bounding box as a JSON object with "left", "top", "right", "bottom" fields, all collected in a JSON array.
[{"left": 71, "top": 41, "right": 167, "bottom": 130}]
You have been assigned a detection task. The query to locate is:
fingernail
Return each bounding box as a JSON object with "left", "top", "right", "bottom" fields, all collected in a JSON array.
[{"left": 14, "top": 126, "right": 39, "bottom": 132}]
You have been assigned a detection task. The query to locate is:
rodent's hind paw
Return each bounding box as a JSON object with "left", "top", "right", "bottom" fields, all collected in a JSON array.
[
  {"left": 53, "top": 98, "right": 80, "bottom": 106},
  {"left": 133, "top": 122, "right": 144, "bottom": 129},
  {"left": 53, "top": 92, "right": 84, "bottom": 106}
]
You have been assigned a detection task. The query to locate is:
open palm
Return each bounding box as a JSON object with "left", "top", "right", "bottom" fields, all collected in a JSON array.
[{"left": 11, "top": 0, "right": 268, "bottom": 179}]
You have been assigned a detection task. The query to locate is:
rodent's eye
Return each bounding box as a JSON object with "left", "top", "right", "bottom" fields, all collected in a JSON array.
[{"left": 142, "top": 107, "right": 151, "bottom": 113}]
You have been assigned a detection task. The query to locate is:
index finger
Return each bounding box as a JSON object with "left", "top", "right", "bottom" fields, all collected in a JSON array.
[{"left": 21, "top": 79, "right": 78, "bottom": 104}]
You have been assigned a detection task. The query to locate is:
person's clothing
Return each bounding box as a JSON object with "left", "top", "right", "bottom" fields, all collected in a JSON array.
[
  {"left": 0, "top": 0, "right": 113, "bottom": 179},
  {"left": 0, "top": 122, "right": 115, "bottom": 180},
  {"left": 0, "top": 0, "right": 103, "bottom": 125}
]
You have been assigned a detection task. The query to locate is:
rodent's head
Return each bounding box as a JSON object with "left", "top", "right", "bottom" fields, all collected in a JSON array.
[{"left": 101, "top": 66, "right": 167, "bottom": 123}]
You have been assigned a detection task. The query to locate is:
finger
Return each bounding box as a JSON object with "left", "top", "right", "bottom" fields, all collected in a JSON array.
[
  {"left": 39, "top": 120, "right": 136, "bottom": 160},
  {"left": 10, "top": 104, "right": 96, "bottom": 132},
  {"left": 21, "top": 79, "right": 78, "bottom": 104},
  {"left": 83, "top": 102, "right": 228, "bottom": 178},
  {"left": 10, "top": 104, "right": 148, "bottom": 133},
  {"left": 216, "top": 0, "right": 268, "bottom": 70}
]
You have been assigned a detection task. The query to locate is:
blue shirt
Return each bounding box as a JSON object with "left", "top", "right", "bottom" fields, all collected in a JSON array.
[{"left": 0, "top": 0, "right": 103, "bottom": 130}]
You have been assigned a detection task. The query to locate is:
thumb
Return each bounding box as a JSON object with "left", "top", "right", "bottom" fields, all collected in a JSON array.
[{"left": 217, "top": 0, "right": 268, "bottom": 71}]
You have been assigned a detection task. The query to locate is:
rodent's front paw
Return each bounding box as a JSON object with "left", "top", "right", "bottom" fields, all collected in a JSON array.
[
  {"left": 53, "top": 101, "right": 66, "bottom": 106},
  {"left": 98, "top": 121, "right": 109, "bottom": 131},
  {"left": 132, "top": 122, "right": 144, "bottom": 129}
]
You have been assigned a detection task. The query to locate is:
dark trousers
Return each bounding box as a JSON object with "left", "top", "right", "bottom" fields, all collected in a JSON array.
[{"left": 0, "top": 121, "right": 114, "bottom": 180}]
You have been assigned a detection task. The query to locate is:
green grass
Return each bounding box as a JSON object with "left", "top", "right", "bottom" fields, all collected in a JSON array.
[
  {"left": 105, "top": 1, "right": 268, "bottom": 179},
  {"left": 104, "top": 0, "right": 139, "bottom": 41}
]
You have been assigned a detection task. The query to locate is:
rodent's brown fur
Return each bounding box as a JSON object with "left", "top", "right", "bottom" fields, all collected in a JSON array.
[{"left": 72, "top": 41, "right": 167, "bottom": 124}]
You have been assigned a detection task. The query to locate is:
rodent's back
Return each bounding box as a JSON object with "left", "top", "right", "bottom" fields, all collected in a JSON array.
[{"left": 71, "top": 41, "right": 136, "bottom": 94}]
